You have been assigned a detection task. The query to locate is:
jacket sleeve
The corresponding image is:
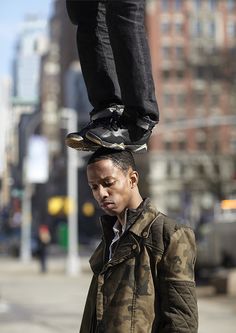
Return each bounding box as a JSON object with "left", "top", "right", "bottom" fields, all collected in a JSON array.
[
  {"left": 156, "top": 225, "right": 198, "bottom": 333},
  {"left": 80, "top": 275, "right": 98, "bottom": 333}
]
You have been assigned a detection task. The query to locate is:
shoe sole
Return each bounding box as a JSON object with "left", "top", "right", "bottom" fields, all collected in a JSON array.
[
  {"left": 86, "top": 132, "right": 147, "bottom": 153},
  {"left": 65, "top": 136, "right": 99, "bottom": 151}
]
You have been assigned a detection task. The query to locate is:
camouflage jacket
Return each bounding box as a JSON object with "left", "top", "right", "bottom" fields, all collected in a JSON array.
[{"left": 80, "top": 198, "right": 198, "bottom": 333}]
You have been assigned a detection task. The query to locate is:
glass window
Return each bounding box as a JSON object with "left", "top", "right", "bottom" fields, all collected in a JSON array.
[
  {"left": 197, "top": 141, "right": 207, "bottom": 151},
  {"left": 208, "top": 21, "right": 216, "bottom": 38},
  {"left": 161, "top": 0, "right": 169, "bottom": 11},
  {"left": 227, "top": 0, "right": 235, "bottom": 11},
  {"left": 165, "top": 141, "right": 172, "bottom": 151},
  {"left": 194, "top": 91, "right": 205, "bottom": 105},
  {"left": 193, "top": 0, "right": 202, "bottom": 10},
  {"left": 162, "top": 46, "right": 171, "bottom": 59},
  {"left": 227, "top": 22, "right": 236, "bottom": 38},
  {"left": 178, "top": 140, "right": 187, "bottom": 150},
  {"left": 210, "top": 93, "right": 220, "bottom": 107},
  {"left": 163, "top": 93, "right": 174, "bottom": 107},
  {"left": 175, "top": 22, "right": 184, "bottom": 34},
  {"left": 161, "top": 21, "right": 171, "bottom": 34},
  {"left": 162, "top": 69, "right": 171, "bottom": 79},
  {"left": 174, "top": 0, "right": 183, "bottom": 11},
  {"left": 175, "top": 46, "right": 184, "bottom": 59},
  {"left": 176, "top": 69, "right": 184, "bottom": 79},
  {"left": 194, "top": 66, "right": 205, "bottom": 80},
  {"left": 192, "top": 19, "right": 202, "bottom": 37},
  {"left": 177, "top": 93, "right": 186, "bottom": 106},
  {"left": 208, "top": 0, "right": 217, "bottom": 10}
]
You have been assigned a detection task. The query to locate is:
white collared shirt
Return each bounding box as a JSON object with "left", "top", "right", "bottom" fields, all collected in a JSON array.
[{"left": 109, "top": 219, "right": 126, "bottom": 260}]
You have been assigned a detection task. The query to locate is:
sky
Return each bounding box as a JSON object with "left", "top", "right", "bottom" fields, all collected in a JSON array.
[{"left": 0, "top": 0, "right": 53, "bottom": 77}]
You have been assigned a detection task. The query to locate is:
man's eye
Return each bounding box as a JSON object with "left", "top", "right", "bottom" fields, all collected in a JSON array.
[{"left": 105, "top": 181, "right": 115, "bottom": 187}]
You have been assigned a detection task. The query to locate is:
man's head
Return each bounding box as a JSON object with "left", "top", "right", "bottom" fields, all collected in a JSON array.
[{"left": 87, "top": 148, "right": 142, "bottom": 217}]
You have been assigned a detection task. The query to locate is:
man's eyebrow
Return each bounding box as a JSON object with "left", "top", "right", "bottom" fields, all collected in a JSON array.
[{"left": 88, "top": 176, "right": 115, "bottom": 183}]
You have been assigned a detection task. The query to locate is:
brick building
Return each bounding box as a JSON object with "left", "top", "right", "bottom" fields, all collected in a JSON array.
[{"left": 145, "top": 0, "right": 236, "bottom": 223}]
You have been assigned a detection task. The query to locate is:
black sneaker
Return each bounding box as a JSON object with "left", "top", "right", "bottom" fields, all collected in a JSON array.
[
  {"left": 65, "top": 134, "right": 99, "bottom": 151},
  {"left": 65, "top": 105, "right": 124, "bottom": 151},
  {"left": 86, "top": 115, "right": 157, "bottom": 153}
]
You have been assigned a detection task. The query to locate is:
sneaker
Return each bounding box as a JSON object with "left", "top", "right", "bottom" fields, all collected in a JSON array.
[
  {"left": 65, "top": 134, "right": 99, "bottom": 151},
  {"left": 86, "top": 115, "right": 157, "bottom": 153},
  {"left": 65, "top": 104, "right": 124, "bottom": 151}
]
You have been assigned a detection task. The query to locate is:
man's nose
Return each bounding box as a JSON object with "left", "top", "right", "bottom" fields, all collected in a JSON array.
[{"left": 97, "top": 185, "right": 109, "bottom": 200}]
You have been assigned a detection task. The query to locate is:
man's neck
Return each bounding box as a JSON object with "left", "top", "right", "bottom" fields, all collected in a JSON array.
[{"left": 117, "top": 195, "right": 143, "bottom": 226}]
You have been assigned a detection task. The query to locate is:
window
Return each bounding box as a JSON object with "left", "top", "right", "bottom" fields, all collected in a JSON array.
[
  {"left": 208, "top": 0, "right": 217, "bottom": 10},
  {"left": 174, "top": 0, "right": 183, "bottom": 11},
  {"left": 162, "top": 69, "right": 171, "bottom": 79},
  {"left": 193, "top": 0, "right": 202, "bottom": 10},
  {"left": 162, "top": 46, "right": 171, "bottom": 59},
  {"left": 178, "top": 140, "right": 187, "bottom": 150},
  {"left": 194, "top": 91, "right": 205, "bottom": 106},
  {"left": 177, "top": 93, "right": 186, "bottom": 107},
  {"left": 227, "top": 0, "right": 235, "bottom": 11},
  {"left": 175, "top": 46, "right": 184, "bottom": 59},
  {"left": 210, "top": 93, "right": 220, "bottom": 107},
  {"left": 227, "top": 22, "right": 236, "bottom": 38},
  {"left": 192, "top": 19, "right": 202, "bottom": 37},
  {"left": 208, "top": 21, "right": 216, "bottom": 38},
  {"left": 164, "top": 141, "right": 172, "bottom": 151},
  {"left": 175, "top": 22, "right": 184, "bottom": 34},
  {"left": 194, "top": 66, "right": 205, "bottom": 80},
  {"left": 161, "top": 0, "right": 169, "bottom": 11},
  {"left": 176, "top": 69, "right": 184, "bottom": 79},
  {"left": 161, "top": 21, "right": 171, "bottom": 34},
  {"left": 197, "top": 140, "right": 207, "bottom": 151},
  {"left": 163, "top": 93, "right": 174, "bottom": 107}
]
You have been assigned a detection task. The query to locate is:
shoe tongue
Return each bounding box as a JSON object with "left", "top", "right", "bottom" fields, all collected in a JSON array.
[
  {"left": 91, "top": 105, "right": 124, "bottom": 121},
  {"left": 91, "top": 108, "right": 113, "bottom": 121}
]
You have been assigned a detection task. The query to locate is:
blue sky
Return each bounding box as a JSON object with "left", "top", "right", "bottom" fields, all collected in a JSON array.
[{"left": 0, "top": 0, "right": 53, "bottom": 77}]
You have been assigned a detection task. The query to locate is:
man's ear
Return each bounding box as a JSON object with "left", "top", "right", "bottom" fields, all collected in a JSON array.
[{"left": 129, "top": 170, "right": 139, "bottom": 188}]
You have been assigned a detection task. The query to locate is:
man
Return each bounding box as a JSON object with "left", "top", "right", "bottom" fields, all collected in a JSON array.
[
  {"left": 65, "top": 0, "right": 159, "bottom": 152},
  {"left": 81, "top": 147, "right": 198, "bottom": 332}
]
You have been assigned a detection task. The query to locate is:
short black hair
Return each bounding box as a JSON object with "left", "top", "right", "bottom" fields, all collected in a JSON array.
[{"left": 87, "top": 148, "right": 136, "bottom": 173}]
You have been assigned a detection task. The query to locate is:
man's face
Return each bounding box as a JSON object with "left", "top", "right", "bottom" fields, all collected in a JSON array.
[{"left": 87, "top": 159, "right": 134, "bottom": 216}]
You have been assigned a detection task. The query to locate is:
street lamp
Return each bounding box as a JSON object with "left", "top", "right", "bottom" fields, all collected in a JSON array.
[
  {"left": 21, "top": 113, "right": 42, "bottom": 263},
  {"left": 21, "top": 113, "right": 49, "bottom": 263},
  {"left": 61, "top": 108, "right": 81, "bottom": 276}
]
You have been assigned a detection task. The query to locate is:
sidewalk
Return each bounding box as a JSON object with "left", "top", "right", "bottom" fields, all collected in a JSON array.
[
  {"left": 1, "top": 257, "right": 236, "bottom": 333},
  {"left": 0, "top": 256, "right": 92, "bottom": 333},
  {"left": 0, "top": 255, "right": 91, "bottom": 276}
]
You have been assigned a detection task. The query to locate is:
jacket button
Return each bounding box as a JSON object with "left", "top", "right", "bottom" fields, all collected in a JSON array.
[
  {"left": 142, "top": 231, "right": 148, "bottom": 237},
  {"left": 132, "top": 244, "right": 137, "bottom": 250}
]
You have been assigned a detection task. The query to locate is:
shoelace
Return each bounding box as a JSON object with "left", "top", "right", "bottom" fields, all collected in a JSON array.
[{"left": 94, "top": 111, "right": 121, "bottom": 131}]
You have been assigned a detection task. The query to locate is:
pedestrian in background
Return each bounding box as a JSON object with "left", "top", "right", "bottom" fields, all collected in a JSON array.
[{"left": 37, "top": 224, "right": 51, "bottom": 273}]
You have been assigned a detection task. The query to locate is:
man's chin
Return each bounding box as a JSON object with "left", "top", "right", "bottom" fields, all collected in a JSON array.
[{"left": 102, "top": 209, "right": 117, "bottom": 216}]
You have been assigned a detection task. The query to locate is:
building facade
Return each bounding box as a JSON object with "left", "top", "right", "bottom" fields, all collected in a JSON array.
[
  {"left": 12, "top": 15, "right": 48, "bottom": 105},
  {"left": 146, "top": 0, "right": 236, "bottom": 223}
]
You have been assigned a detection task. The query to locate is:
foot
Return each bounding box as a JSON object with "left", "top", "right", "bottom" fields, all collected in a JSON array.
[
  {"left": 65, "top": 104, "right": 124, "bottom": 151},
  {"left": 65, "top": 134, "right": 99, "bottom": 151},
  {"left": 86, "top": 115, "right": 157, "bottom": 153}
]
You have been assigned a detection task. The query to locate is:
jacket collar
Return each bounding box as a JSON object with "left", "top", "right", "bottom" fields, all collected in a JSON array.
[
  {"left": 90, "top": 198, "right": 161, "bottom": 274},
  {"left": 100, "top": 198, "right": 160, "bottom": 240}
]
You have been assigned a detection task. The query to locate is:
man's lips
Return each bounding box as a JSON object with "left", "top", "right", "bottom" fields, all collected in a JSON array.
[{"left": 100, "top": 201, "right": 115, "bottom": 209}]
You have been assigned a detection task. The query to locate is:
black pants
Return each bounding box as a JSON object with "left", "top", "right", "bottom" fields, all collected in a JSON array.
[{"left": 66, "top": 0, "right": 159, "bottom": 122}]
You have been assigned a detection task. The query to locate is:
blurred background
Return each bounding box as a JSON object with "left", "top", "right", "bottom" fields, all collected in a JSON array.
[{"left": 0, "top": 0, "right": 236, "bottom": 332}]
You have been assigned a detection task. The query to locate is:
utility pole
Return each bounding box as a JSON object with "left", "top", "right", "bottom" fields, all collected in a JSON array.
[
  {"left": 20, "top": 113, "right": 41, "bottom": 263},
  {"left": 20, "top": 113, "right": 49, "bottom": 263},
  {"left": 62, "top": 108, "right": 81, "bottom": 276},
  {"left": 21, "top": 178, "right": 32, "bottom": 263}
]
